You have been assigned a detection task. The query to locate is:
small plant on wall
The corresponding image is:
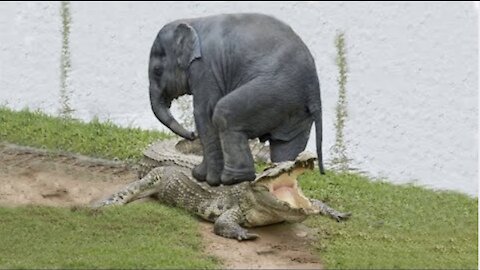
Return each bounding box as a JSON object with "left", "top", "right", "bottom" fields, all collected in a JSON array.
[
  {"left": 59, "top": 1, "right": 73, "bottom": 118},
  {"left": 331, "top": 32, "right": 351, "bottom": 171}
]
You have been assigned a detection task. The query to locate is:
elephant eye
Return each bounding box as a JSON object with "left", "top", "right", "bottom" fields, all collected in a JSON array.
[
  {"left": 153, "top": 66, "right": 163, "bottom": 75},
  {"left": 155, "top": 50, "right": 166, "bottom": 60}
]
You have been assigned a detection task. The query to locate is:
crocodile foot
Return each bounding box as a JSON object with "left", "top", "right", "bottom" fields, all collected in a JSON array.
[
  {"left": 332, "top": 211, "right": 351, "bottom": 222},
  {"left": 214, "top": 224, "right": 259, "bottom": 241},
  {"left": 90, "top": 196, "right": 124, "bottom": 208},
  {"left": 310, "top": 199, "right": 352, "bottom": 222},
  {"left": 214, "top": 207, "right": 259, "bottom": 241}
]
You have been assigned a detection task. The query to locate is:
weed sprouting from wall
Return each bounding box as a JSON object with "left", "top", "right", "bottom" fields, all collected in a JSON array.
[
  {"left": 331, "top": 32, "right": 350, "bottom": 171},
  {"left": 59, "top": 1, "right": 73, "bottom": 118}
]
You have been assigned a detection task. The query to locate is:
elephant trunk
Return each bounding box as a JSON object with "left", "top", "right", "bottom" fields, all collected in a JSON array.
[{"left": 150, "top": 86, "right": 196, "bottom": 141}]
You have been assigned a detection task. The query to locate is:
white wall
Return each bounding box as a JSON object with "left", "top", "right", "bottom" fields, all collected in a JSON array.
[{"left": 0, "top": 2, "right": 477, "bottom": 196}]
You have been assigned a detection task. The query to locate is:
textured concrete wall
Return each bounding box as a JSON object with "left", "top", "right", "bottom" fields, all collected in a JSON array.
[{"left": 0, "top": 2, "right": 477, "bottom": 195}]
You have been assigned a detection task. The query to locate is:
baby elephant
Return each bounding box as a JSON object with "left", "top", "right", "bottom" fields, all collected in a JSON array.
[{"left": 148, "top": 13, "right": 324, "bottom": 186}]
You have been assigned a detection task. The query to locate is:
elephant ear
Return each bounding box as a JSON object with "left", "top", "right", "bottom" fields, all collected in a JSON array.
[{"left": 174, "top": 23, "right": 201, "bottom": 69}]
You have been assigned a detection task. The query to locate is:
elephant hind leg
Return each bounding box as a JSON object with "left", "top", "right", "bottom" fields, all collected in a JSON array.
[
  {"left": 269, "top": 128, "right": 311, "bottom": 162},
  {"left": 212, "top": 79, "right": 287, "bottom": 185}
]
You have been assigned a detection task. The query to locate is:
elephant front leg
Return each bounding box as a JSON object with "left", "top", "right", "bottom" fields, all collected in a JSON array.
[
  {"left": 193, "top": 136, "right": 224, "bottom": 186},
  {"left": 192, "top": 108, "right": 224, "bottom": 186},
  {"left": 212, "top": 99, "right": 256, "bottom": 185},
  {"left": 218, "top": 130, "right": 256, "bottom": 185}
]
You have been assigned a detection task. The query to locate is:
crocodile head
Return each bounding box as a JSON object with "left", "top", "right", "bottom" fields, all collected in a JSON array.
[{"left": 246, "top": 151, "right": 317, "bottom": 224}]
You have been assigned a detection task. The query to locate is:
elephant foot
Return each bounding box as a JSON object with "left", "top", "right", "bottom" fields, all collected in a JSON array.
[
  {"left": 192, "top": 163, "right": 207, "bottom": 182},
  {"left": 194, "top": 159, "right": 224, "bottom": 186},
  {"left": 221, "top": 167, "right": 256, "bottom": 185},
  {"left": 206, "top": 173, "right": 221, "bottom": 186},
  {"left": 206, "top": 165, "right": 223, "bottom": 186}
]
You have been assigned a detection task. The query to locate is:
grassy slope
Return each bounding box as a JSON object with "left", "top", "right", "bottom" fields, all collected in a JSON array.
[
  {"left": 301, "top": 171, "right": 477, "bottom": 269},
  {"left": 0, "top": 107, "right": 217, "bottom": 269},
  {"left": 1, "top": 107, "right": 478, "bottom": 269},
  {"left": 0, "top": 205, "right": 217, "bottom": 269},
  {"left": 0, "top": 107, "right": 170, "bottom": 161}
]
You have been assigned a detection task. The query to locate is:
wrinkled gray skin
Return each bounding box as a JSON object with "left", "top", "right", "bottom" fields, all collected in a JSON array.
[{"left": 149, "top": 13, "right": 324, "bottom": 186}]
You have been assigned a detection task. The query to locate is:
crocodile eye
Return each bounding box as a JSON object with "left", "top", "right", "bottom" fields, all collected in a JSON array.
[{"left": 252, "top": 185, "right": 269, "bottom": 193}]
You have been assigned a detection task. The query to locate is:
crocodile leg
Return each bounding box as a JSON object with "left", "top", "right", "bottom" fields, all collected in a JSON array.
[
  {"left": 310, "top": 199, "right": 351, "bottom": 222},
  {"left": 213, "top": 206, "right": 259, "bottom": 241},
  {"left": 91, "top": 167, "right": 168, "bottom": 208}
]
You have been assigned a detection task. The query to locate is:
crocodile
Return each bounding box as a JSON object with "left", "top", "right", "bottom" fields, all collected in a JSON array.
[
  {"left": 93, "top": 139, "right": 350, "bottom": 240},
  {"left": 136, "top": 138, "right": 271, "bottom": 179}
]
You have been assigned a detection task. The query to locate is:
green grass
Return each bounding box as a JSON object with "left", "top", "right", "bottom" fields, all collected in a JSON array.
[
  {"left": 0, "top": 204, "right": 217, "bottom": 269},
  {"left": 0, "top": 107, "right": 478, "bottom": 269},
  {"left": 301, "top": 171, "right": 478, "bottom": 269},
  {"left": 0, "top": 107, "right": 171, "bottom": 161},
  {"left": 0, "top": 107, "right": 217, "bottom": 268}
]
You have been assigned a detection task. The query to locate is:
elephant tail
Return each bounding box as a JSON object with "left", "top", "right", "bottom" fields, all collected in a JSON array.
[
  {"left": 312, "top": 105, "right": 325, "bottom": 175},
  {"left": 308, "top": 80, "right": 325, "bottom": 175}
]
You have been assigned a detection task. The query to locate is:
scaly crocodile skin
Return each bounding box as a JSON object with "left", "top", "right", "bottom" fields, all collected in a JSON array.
[{"left": 93, "top": 139, "right": 350, "bottom": 240}]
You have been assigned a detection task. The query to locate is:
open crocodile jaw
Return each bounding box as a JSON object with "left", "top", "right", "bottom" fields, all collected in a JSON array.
[{"left": 258, "top": 167, "right": 312, "bottom": 209}]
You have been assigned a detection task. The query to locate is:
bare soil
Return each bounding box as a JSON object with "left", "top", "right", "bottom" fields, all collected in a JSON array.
[
  {"left": 200, "top": 221, "right": 323, "bottom": 269},
  {"left": 0, "top": 143, "right": 323, "bottom": 269},
  {"left": 0, "top": 144, "right": 134, "bottom": 206}
]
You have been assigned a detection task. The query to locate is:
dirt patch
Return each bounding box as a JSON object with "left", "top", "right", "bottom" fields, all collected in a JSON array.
[
  {"left": 0, "top": 144, "right": 134, "bottom": 207},
  {"left": 200, "top": 221, "right": 322, "bottom": 269},
  {"left": 0, "top": 143, "right": 323, "bottom": 269}
]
